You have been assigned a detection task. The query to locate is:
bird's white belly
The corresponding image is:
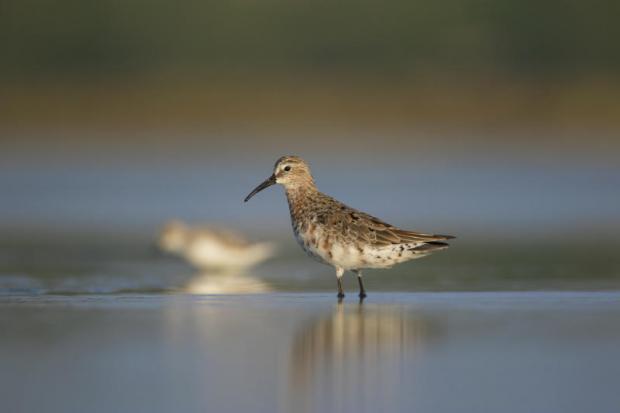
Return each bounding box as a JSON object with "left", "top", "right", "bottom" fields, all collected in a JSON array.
[
  {"left": 327, "top": 242, "right": 366, "bottom": 270},
  {"left": 295, "top": 227, "right": 429, "bottom": 270}
]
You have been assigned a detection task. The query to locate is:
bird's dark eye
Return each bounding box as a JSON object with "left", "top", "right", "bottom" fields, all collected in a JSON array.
[{"left": 284, "top": 166, "right": 291, "bottom": 172}]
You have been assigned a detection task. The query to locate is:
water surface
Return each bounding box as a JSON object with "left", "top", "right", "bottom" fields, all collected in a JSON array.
[{"left": 1, "top": 292, "right": 619, "bottom": 413}]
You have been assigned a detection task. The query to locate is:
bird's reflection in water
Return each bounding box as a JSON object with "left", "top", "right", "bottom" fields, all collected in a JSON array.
[
  {"left": 287, "top": 301, "right": 434, "bottom": 412},
  {"left": 182, "top": 269, "right": 272, "bottom": 294}
]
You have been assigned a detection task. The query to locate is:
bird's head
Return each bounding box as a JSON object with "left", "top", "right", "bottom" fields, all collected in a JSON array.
[
  {"left": 244, "top": 155, "right": 315, "bottom": 202},
  {"left": 158, "top": 219, "right": 190, "bottom": 253}
]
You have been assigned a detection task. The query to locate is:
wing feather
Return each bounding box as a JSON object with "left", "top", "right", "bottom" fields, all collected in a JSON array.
[{"left": 337, "top": 200, "right": 455, "bottom": 248}]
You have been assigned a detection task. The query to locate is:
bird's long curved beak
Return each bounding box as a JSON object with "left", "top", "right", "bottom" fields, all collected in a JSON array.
[{"left": 244, "top": 174, "right": 276, "bottom": 202}]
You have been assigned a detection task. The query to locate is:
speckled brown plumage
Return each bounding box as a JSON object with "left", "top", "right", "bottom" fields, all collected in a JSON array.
[{"left": 245, "top": 155, "right": 454, "bottom": 298}]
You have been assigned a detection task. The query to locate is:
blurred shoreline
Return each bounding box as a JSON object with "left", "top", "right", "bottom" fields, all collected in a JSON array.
[{"left": 3, "top": 73, "right": 620, "bottom": 132}]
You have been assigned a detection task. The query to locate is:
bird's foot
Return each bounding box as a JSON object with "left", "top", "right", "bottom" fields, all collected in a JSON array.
[
  {"left": 359, "top": 292, "right": 367, "bottom": 300},
  {"left": 337, "top": 292, "right": 345, "bottom": 299}
]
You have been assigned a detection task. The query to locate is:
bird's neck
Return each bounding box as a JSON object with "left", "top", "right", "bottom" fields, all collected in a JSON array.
[
  {"left": 285, "top": 183, "right": 317, "bottom": 203},
  {"left": 285, "top": 184, "right": 318, "bottom": 223}
]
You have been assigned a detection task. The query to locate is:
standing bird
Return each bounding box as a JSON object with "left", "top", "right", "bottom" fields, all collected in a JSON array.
[{"left": 244, "top": 156, "right": 454, "bottom": 298}]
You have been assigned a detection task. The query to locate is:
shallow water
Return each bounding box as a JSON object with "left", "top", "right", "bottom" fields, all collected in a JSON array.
[
  {"left": 1, "top": 292, "right": 619, "bottom": 413},
  {"left": 1, "top": 235, "right": 619, "bottom": 413},
  {"left": 1, "top": 237, "right": 619, "bottom": 294}
]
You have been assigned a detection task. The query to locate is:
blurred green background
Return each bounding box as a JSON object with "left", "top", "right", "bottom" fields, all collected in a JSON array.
[
  {"left": 2, "top": 0, "right": 619, "bottom": 133},
  {"left": 2, "top": 0, "right": 619, "bottom": 75}
]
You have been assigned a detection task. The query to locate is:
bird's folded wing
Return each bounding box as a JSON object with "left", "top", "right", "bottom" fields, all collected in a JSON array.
[{"left": 343, "top": 209, "right": 454, "bottom": 247}]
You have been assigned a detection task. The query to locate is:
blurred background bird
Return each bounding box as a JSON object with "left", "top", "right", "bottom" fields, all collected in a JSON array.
[{"left": 157, "top": 220, "right": 276, "bottom": 270}]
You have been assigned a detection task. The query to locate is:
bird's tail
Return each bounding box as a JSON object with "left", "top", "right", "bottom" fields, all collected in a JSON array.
[{"left": 409, "top": 241, "right": 450, "bottom": 253}]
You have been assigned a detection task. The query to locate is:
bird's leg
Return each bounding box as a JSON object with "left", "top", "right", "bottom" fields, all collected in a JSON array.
[
  {"left": 336, "top": 267, "right": 345, "bottom": 298},
  {"left": 354, "top": 269, "right": 367, "bottom": 299}
]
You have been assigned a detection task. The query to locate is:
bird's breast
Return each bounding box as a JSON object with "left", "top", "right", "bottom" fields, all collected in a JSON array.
[
  {"left": 293, "top": 221, "right": 368, "bottom": 269},
  {"left": 293, "top": 221, "right": 328, "bottom": 264}
]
